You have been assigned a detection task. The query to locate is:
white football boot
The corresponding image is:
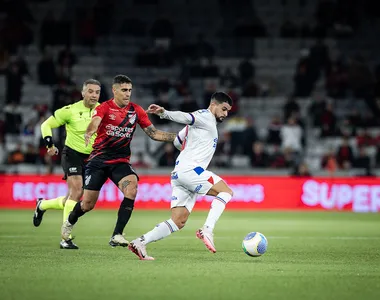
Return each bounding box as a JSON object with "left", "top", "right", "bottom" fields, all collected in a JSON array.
[
  {"left": 196, "top": 227, "right": 216, "bottom": 253},
  {"left": 128, "top": 239, "right": 155, "bottom": 260},
  {"left": 109, "top": 234, "right": 129, "bottom": 247}
]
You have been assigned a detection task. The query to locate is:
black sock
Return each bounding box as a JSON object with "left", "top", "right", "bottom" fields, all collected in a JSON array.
[
  {"left": 68, "top": 202, "right": 86, "bottom": 225},
  {"left": 112, "top": 198, "right": 134, "bottom": 236}
]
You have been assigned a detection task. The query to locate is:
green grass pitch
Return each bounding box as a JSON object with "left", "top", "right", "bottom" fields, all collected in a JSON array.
[{"left": 0, "top": 210, "right": 379, "bottom": 300}]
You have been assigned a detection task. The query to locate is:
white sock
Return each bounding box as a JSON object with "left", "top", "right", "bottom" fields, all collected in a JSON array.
[
  {"left": 204, "top": 192, "right": 232, "bottom": 231},
  {"left": 141, "top": 219, "right": 179, "bottom": 245}
]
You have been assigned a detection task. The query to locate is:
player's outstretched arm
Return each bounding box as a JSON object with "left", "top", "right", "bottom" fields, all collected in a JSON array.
[
  {"left": 142, "top": 125, "right": 176, "bottom": 142},
  {"left": 85, "top": 116, "right": 102, "bottom": 146},
  {"left": 146, "top": 104, "right": 195, "bottom": 125},
  {"left": 41, "top": 115, "right": 62, "bottom": 156}
]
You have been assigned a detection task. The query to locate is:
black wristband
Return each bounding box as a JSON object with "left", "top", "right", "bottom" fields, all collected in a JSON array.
[{"left": 43, "top": 136, "right": 54, "bottom": 148}]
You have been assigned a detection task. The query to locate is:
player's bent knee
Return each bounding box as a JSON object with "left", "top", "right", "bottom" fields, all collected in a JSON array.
[
  {"left": 174, "top": 220, "right": 186, "bottom": 230},
  {"left": 81, "top": 198, "right": 97, "bottom": 211},
  {"left": 118, "top": 180, "right": 138, "bottom": 199},
  {"left": 81, "top": 202, "right": 95, "bottom": 212},
  {"left": 220, "top": 184, "right": 233, "bottom": 197},
  {"left": 171, "top": 216, "right": 188, "bottom": 230},
  {"left": 176, "top": 220, "right": 187, "bottom": 230},
  {"left": 123, "top": 187, "right": 137, "bottom": 199}
]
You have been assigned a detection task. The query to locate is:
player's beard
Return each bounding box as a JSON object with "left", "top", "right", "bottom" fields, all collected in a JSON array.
[{"left": 216, "top": 116, "right": 225, "bottom": 123}]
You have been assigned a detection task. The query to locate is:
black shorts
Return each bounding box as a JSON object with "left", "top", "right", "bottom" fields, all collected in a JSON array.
[
  {"left": 84, "top": 161, "right": 139, "bottom": 191},
  {"left": 61, "top": 146, "right": 89, "bottom": 180}
]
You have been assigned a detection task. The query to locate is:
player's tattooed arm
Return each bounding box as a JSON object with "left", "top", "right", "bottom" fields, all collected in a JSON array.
[{"left": 142, "top": 125, "right": 176, "bottom": 142}]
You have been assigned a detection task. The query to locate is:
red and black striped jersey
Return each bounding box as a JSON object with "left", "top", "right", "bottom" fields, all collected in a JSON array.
[{"left": 88, "top": 99, "right": 151, "bottom": 165}]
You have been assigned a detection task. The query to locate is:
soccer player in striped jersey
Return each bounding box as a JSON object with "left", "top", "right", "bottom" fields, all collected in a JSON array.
[
  {"left": 128, "top": 92, "right": 234, "bottom": 260},
  {"left": 33, "top": 79, "right": 101, "bottom": 249},
  {"left": 61, "top": 75, "right": 177, "bottom": 247}
]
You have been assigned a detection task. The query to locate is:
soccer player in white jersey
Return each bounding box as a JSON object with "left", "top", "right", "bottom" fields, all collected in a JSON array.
[{"left": 128, "top": 92, "right": 234, "bottom": 260}]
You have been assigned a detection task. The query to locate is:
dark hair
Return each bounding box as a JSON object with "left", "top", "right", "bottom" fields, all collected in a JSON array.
[
  {"left": 211, "top": 91, "right": 233, "bottom": 106},
  {"left": 113, "top": 75, "right": 132, "bottom": 85},
  {"left": 83, "top": 79, "right": 101, "bottom": 87}
]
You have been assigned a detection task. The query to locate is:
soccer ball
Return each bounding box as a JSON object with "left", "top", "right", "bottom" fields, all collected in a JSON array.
[{"left": 242, "top": 232, "right": 268, "bottom": 257}]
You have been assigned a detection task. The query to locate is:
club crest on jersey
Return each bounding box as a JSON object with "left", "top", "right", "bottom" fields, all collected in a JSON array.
[
  {"left": 129, "top": 114, "right": 136, "bottom": 124},
  {"left": 109, "top": 114, "right": 116, "bottom": 120}
]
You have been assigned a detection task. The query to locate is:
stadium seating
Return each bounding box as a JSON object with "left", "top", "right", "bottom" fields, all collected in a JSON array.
[{"left": 1, "top": 0, "right": 380, "bottom": 175}]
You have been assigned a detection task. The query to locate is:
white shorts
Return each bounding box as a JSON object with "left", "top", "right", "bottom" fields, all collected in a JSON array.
[{"left": 170, "top": 167, "right": 222, "bottom": 212}]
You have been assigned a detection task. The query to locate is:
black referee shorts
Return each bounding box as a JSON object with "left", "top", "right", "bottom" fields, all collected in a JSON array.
[
  {"left": 61, "top": 146, "right": 89, "bottom": 180},
  {"left": 84, "top": 161, "right": 139, "bottom": 191}
]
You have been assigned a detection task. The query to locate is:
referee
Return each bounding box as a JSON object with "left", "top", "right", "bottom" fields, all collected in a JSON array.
[{"left": 33, "top": 79, "right": 101, "bottom": 249}]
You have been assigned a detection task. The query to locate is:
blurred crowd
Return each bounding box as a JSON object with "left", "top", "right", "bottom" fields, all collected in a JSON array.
[{"left": 0, "top": 0, "right": 379, "bottom": 176}]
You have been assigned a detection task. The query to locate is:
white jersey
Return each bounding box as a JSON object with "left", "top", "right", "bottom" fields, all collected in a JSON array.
[
  {"left": 163, "top": 109, "right": 224, "bottom": 211},
  {"left": 161, "top": 109, "right": 218, "bottom": 170}
]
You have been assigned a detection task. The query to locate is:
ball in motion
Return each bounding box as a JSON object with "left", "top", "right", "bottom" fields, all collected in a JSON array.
[{"left": 242, "top": 232, "right": 268, "bottom": 257}]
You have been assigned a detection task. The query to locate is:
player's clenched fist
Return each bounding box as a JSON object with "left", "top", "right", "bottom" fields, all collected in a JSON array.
[
  {"left": 146, "top": 104, "right": 165, "bottom": 115},
  {"left": 47, "top": 146, "right": 59, "bottom": 156}
]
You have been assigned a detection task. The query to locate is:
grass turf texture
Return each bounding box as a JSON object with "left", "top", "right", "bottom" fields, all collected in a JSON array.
[{"left": 0, "top": 210, "right": 379, "bottom": 300}]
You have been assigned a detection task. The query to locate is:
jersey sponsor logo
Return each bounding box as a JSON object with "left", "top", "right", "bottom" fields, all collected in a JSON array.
[
  {"left": 109, "top": 114, "right": 116, "bottom": 120},
  {"left": 105, "top": 124, "right": 134, "bottom": 138},
  {"left": 85, "top": 175, "right": 91, "bottom": 186},
  {"left": 171, "top": 172, "right": 178, "bottom": 180},
  {"left": 194, "top": 184, "right": 203, "bottom": 193},
  {"left": 69, "top": 167, "right": 77, "bottom": 173}
]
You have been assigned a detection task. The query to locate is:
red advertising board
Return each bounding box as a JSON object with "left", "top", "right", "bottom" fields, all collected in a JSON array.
[{"left": 1, "top": 175, "right": 379, "bottom": 212}]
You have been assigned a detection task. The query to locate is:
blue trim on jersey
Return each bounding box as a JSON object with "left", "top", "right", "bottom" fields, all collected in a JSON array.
[
  {"left": 189, "top": 113, "right": 195, "bottom": 125},
  {"left": 193, "top": 166, "right": 204, "bottom": 175},
  {"left": 176, "top": 134, "right": 183, "bottom": 144}
]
